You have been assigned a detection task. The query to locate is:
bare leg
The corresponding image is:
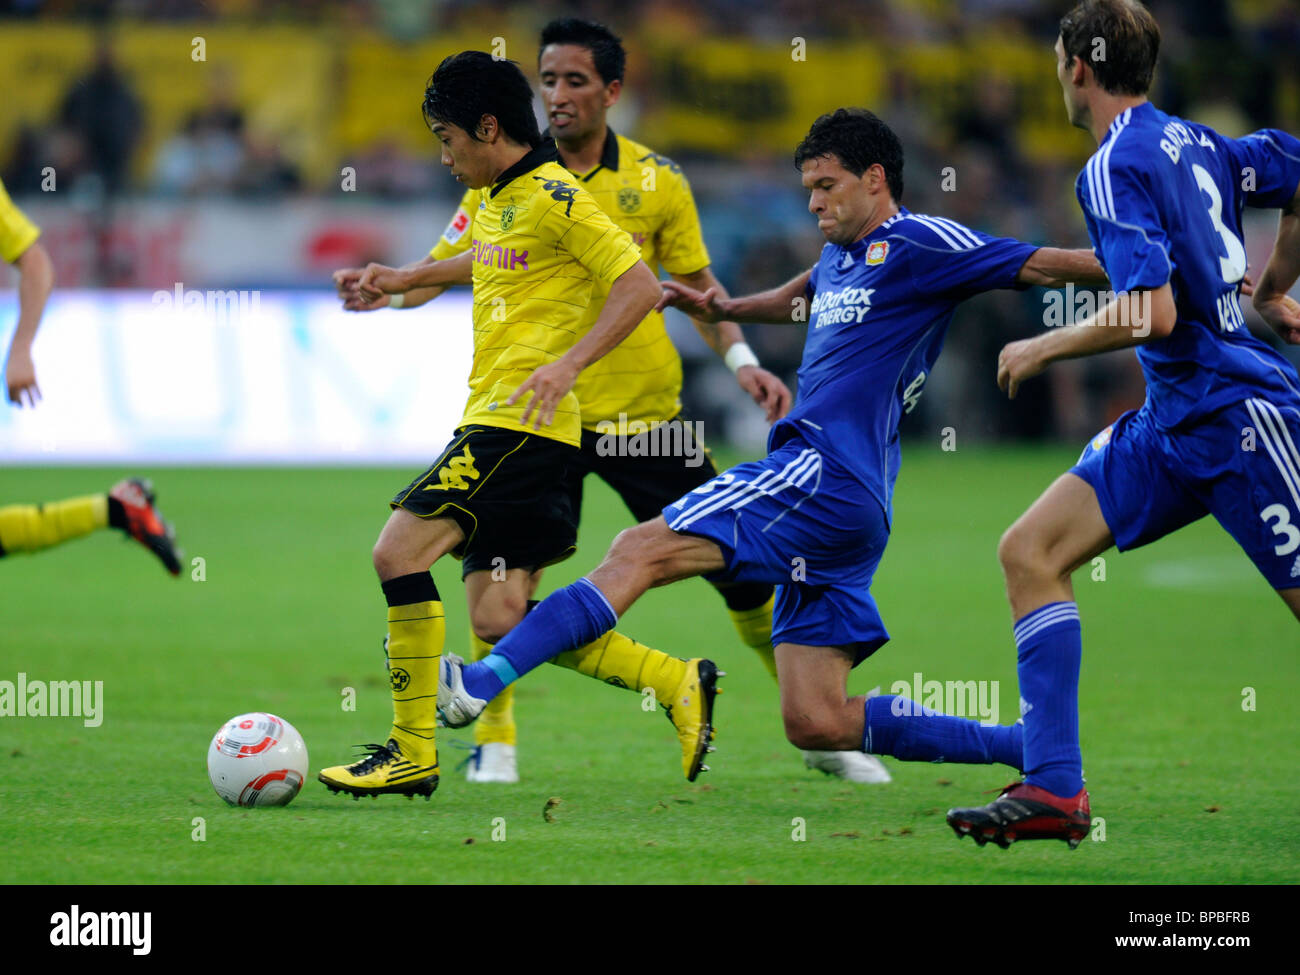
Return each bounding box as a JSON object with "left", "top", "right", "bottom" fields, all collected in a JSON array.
[
  {"left": 997, "top": 472, "right": 1113, "bottom": 618},
  {"left": 371, "top": 508, "right": 464, "bottom": 581},
  {"left": 464, "top": 567, "right": 537, "bottom": 642},
  {"left": 775, "top": 642, "right": 863, "bottom": 750},
  {"left": 587, "top": 516, "right": 728, "bottom": 613}
]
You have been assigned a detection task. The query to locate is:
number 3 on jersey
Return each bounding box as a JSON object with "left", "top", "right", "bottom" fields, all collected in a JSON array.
[
  {"left": 1192, "top": 163, "right": 1249, "bottom": 334},
  {"left": 1259, "top": 502, "right": 1300, "bottom": 557}
]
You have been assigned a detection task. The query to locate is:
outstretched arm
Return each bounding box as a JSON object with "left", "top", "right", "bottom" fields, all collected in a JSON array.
[
  {"left": 671, "top": 265, "right": 792, "bottom": 422},
  {"left": 1016, "top": 247, "right": 1109, "bottom": 288},
  {"left": 334, "top": 255, "right": 451, "bottom": 311},
  {"left": 1251, "top": 180, "right": 1300, "bottom": 344},
  {"left": 997, "top": 283, "right": 1176, "bottom": 398},
  {"left": 6, "top": 241, "right": 54, "bottom": 407},
  {"left": 659, "top": 267, "right": 814, "bottom": 324},
  {"left": 356, "top": 251, "right": 474, "bottom": 302}
]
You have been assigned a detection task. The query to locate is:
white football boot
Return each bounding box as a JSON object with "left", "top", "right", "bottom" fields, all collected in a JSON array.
[
  {"left": 436, "top": 653, "right": 487, "bottom": 728},
  {"left": 803, "top": 750, "right": 892, "bottom": 784},
  {"left": 465, "top": 743, "right": 519, "bottom": 783}
]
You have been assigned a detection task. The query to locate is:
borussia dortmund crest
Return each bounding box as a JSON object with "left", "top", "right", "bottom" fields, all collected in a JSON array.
[
  {"left": 500, "top": 204, "right": 516, "bottom": 231},
  {"left": 617, "top": 188, "right": 641, "bottom": 213}
]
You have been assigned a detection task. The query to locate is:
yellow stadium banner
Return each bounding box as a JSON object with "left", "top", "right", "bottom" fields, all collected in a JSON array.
[
  {"left": 0, "top": 24, "right": 1103, "bottom": 190},
  {"left": 637, "top": 40, "right": 888, "bottom": 158},
  {"left": 635, "top": 36, "right": 1092, "bottom": 163},
  {"left": 0, "top": 23, "right": 335, "bottom": 185}
]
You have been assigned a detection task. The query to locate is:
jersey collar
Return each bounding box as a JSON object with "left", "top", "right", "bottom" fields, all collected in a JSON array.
[
  {"left": 1099, "top": 102, "right": 1147, "bottom": 147},
  {"left": 541, "top": 125, "right": 620, "bottom": 181},
  {"left": 488, "top": 138, "right": 561, "bottom": 198},
  {"left": 584, "top": 126, "right": 621, "bottom": 180}
]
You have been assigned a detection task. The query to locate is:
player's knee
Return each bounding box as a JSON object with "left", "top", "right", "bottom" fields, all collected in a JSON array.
[
  {"left": 998, "top": 520, "right": 1045, "bottom": 581},
  {"left": 609, "top": 521, "right": 655, "bottom": 557},
  {"left": 605, "top": 522, "right": 669, "bottom": 583},
  {"left": 371, "top": 536, "right": 400, "bottom": 579},
  {"left": 469, "top": 591, "right": 529, "bottom": 643},
  {"left": 781, "top": 707, "right": 851, "bottom": 751}
]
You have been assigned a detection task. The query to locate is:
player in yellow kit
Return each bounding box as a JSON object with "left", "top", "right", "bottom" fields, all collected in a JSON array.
[
  {"left": 0, "top": 177, "right": 180, "bottom": 575},
  {"left": 335, "top": 20, "right": 890, "bottom": 785},
  {"left": 318, "top": 51, "right": 721, "bottom": 799}
]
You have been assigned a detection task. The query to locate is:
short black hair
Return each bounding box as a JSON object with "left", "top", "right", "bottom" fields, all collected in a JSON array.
[
  {"left": 794, "top": 108, "right": 904, "bottom": 201},
  {"left": 538, "top": 17, "right": 626, "bottom": 85},
  {"left": 422, "top": 51, "right": 542, "bottom": 148},
  {"left": 1060, "top": 0, "right": 1160, "bottom": 96}
]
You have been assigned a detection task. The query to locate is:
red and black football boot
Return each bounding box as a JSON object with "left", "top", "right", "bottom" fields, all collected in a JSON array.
[
  {"left": 947, "top": 781, "right": 1091, "bottom": 849},
  {"left": 109, "top": 478, "right": 182, "bottom": 576}
]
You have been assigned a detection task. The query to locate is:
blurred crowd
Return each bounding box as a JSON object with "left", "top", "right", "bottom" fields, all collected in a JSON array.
[{"left": 2, "top": 0, "right": 1298, "bottom": 443}]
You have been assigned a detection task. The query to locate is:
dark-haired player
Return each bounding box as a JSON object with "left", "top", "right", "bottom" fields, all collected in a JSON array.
[
  {"left": 1, "top": 176, "right": 181, "bottom": 575},
  {"left": 317, "top": 51, "right": 719, "bottom": 799},
  {"left": 947, "top": 0, "right": 1300, "bottom": 849},
  {"left": 433, "top": 109, "right": 1110, "bottom": 801},
  {"left": 338, "top": 21, "right": 889, "bottom": 786}
]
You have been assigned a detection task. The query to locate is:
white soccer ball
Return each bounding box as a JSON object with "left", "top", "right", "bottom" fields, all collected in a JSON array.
[{"left": 207, "top": 712, "right": 309, "bottom": 808}]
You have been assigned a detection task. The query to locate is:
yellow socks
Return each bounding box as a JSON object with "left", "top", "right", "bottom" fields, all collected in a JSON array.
[
  {"left": 470, "top": 630, "right": 517, "bottom": 746},
  {"left": 381, "top": 573, "right": 444, "bottom": 767},
  {"left": 552, "top": 630, "right": 687, "bottom": 704},
  {"left": 0, "top": 495, "right": 108, "bottom": 555},
  {"left": 727, "top": 593, "right": 778, "bottom": 682}
]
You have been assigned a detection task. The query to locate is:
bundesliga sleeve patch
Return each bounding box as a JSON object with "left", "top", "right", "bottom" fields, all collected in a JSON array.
[{"left": 443, "top": 207, "right": 471, "bottom": 244}]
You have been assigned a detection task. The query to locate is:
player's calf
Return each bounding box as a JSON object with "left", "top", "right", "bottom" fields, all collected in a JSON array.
[{"left": 468, "top": 590, "right": 530, "bottom": 644}]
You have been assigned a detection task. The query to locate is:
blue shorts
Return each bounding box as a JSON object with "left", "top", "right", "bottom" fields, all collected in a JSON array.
[
  {"left": 1071, "top": 397, "right": 1300, "bottom": 590},
  {"left": 661, "top": 435, "right": 890, "bottom": 664}
]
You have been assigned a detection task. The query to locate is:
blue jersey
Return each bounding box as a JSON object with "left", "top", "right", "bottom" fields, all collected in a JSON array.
[
  {"left": 1076, "top": 103, "right": 1300, "bottom": 428},
  {"left": 770, "top": 208, "right": 1037, "bottom": 519}
]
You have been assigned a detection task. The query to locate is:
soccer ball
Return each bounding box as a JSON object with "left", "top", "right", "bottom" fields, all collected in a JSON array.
[{"left": 207, "top": 712, "right": 309, "bottom": 808}]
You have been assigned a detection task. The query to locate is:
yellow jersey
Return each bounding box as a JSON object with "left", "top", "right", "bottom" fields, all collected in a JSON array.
[
  {"left": 0, "top": 177, "right": 40, "bottom": 264},
  {"left": 433, "top": 129, "right": 711, "bottom": 429},
  {"left": 451, "top": 141, "right": 642, "bottom": 447}
]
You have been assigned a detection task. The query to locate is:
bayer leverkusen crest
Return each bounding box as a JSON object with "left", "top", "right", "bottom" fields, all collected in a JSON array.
[{"left": 865, "top": 240, "right": 889, "bottom": 266}]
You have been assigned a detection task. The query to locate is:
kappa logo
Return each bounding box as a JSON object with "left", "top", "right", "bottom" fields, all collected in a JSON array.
[
  {"left": 533, "top": 176, "right": 578, "bottom": 216},
  {"left": 866, "top": 240, "right": 889, "bottom": 266},
  {"left": 636, "top": 151, "right": 682, "bottom": 174},
  {"left": 425, "top": 445, "right": 480, "bottom": 492}
]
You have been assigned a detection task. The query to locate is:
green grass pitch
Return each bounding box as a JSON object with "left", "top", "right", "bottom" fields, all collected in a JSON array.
[{"left": 1, "top": 446, "right": 1295, "bottom": 884}]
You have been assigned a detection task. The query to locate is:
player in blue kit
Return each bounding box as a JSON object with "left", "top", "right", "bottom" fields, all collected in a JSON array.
[
  {"left": 432, "top": 107, "right": 1111, "bottom": 790},
  {"left": 946, "top": 0, "right": 1300, "bottom": 850}
]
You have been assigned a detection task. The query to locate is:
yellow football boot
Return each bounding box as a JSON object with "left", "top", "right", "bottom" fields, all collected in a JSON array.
[
  {"left": 662, "top": 659, "right": 721, "bottom": 781},
  {"left": 318, "top": 737, "right": 439, "bottom": 799}
]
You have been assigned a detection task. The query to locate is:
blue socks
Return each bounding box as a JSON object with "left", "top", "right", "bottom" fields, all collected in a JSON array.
[
  {"left": 461, "top": 577, "right": 618, "bottom": 702},
  {"left": 863, "top": 694, "right": 1024, "bottom": 770},
  {"left": 1014, "top": 601, "right": 1083, "bottom": 797},
  {"left": 860, "top": 601, "right": 1082, "bottom": 789}
]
